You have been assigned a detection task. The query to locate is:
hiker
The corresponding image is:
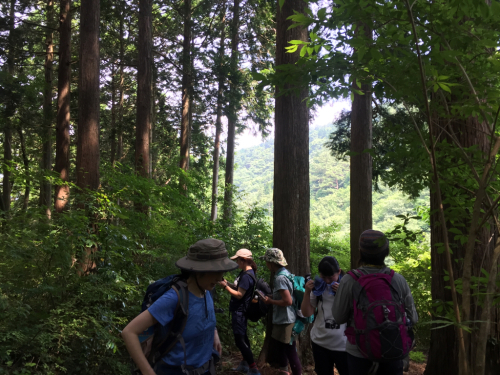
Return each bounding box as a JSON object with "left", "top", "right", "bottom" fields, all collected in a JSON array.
[
  {"left": 261, "top": 248, "right": 302, "bottom": 375},
  {"left": 121, "top": 239, "right": 238, "bottom": 375},
  {"left": 332, "top": 230, "right": 418, "bottom": 375},
  {"left": 300, "top": 256, "right": 349, "bottom": 375},
  {"left": 218, "top": 249, "right": 260, "bottom": 375}
]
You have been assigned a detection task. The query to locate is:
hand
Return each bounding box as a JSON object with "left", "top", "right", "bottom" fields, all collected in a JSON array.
[
  {"left": 305, "top": 279, "right": 314, "bottom": 293},
  {"left": 263, "top": 296, "right": 272, "bottom": 305},
  {"left": 331, "top": 282, "right": 339, "bottom": 293},
  {"left": 213, "top": 329, "right": 222, "bottom": 356},
  {"left": 218, "top": 280, "right": 228, "bottom": 289}
]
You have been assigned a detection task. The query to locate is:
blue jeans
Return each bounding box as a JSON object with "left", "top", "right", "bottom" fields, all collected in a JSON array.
[{"left": 346, "top": 353, "right": 403, "bottom": 375}]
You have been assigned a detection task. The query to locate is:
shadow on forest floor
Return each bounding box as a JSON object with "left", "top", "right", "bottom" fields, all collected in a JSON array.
[{"left": 218, "top": 351, "right": 427, "bottom": 375}]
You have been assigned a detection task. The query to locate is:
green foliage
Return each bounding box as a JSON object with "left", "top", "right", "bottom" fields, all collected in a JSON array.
[
  {"left": 234, "top": 124, "right": 430, "bottom": 235},
  {"left": 390, "top": 239, "right": 432, "bottom": 349},
  {"left": 0, "top": 166, "right": 274, "bottom": 374},
  {"left": 409, "top": 351, "right": 426, "bottom": 363}
]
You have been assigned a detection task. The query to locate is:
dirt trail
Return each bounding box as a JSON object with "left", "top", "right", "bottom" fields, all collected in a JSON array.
[{"left": 218, "top": 352, "right": 426, "bottom": 375}]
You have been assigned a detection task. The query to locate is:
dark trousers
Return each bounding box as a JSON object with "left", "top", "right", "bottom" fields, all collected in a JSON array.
[
  {"left": 271, "top": 338, "right": 302, "bottom": 375},
  {"left": 346, "top": 353, "right": 403, "bottom": 375},
  {"left": 311, "top": 341, "right": 349, "bottom": 375},
  {"left": 232, "top": 312, "right": 255, "bottom": 365}
]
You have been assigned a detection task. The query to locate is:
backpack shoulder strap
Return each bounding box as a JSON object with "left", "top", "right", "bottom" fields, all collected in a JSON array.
[
  {"left": 156, "top": 280, "right": 190, "bottom": 361},
  {"left": 347, "top": 269, "right": 365, "bottom": 280},
  {"left": 244, "top": 270, "right": 257, "bottom": 284},
  {"left": 383, "top": 267, "right": 395, "bottom": 276}
]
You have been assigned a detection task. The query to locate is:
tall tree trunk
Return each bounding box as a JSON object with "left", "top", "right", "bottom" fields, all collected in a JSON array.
[
  {"left": 261, "top": 0, "right": 311, "bottom": 365},
  {"left": 179, "top": 0, "right": 191, "bottom": 171},
  {"left": 223, "top": 0, "right": 240, "bottom": 221},
  {"left": 211, "top": 11, "right": 226, "bottom": 222},
  {"left": 41, "top": 0, "right": 54, "bottom": 218},
  {"left": 2, "top": 0, "right": 16, "bottom": 214},
  {"left": 110, "top": 64, "right": 117, "bottom": 165},
  {"left": 117, "top": 9, "right": 125, "bottom": 162},
  {"left": 76, "top": 0, "right": 100, "bottom": 275},
  {"left": 76, "top": 0, "right": 100, "bottom": 191},
  {"left": 349, "top": 23, "right": 373, "bottom": 270},
  {"left": 151, "top": 64, "right": 157, "bottom": 179},
  {"left": 425, "top": 115, "right": 500, "bottom": 375},
  {"left": 136, "top": 0, "right": 152, "bottom": 181},
  {"left": 54, "top": 0, "right": 71, "bottom": 213},
  {"left": 18, "top": 127, "right": 30, "bottom": 211}
]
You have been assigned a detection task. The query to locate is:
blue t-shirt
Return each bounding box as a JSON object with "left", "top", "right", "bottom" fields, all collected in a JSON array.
[
  {"left": 229, "top": 270, "right": 255, "bottom": 313},
  {"left": 148, "top": 289, "right": 216, "bottom": 368}
]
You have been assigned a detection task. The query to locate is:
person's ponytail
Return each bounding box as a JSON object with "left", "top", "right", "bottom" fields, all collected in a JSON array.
[{"left": 248, "top": 259, "right": 258, "bottom": 273}]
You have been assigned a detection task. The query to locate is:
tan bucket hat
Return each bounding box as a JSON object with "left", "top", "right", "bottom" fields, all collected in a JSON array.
[
  {"left": 230, "top": 248, "right": 253, "bottom": 260},
  {"left": 175, "top": 238, "right": 238, "bottom": 272}
]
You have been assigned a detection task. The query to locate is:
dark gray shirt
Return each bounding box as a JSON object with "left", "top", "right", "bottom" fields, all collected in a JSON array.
[{"left": 331, "top": 266, "right": 418, "bottom": 358}]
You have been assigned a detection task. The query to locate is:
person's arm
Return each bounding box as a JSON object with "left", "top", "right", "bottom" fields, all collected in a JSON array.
[
  {"left": 401, "top": 276, "right": 419, "bottom": 324},
  {"left": 263, "top": 289, "right": 292, "bottom": 306},
  {"left": 331, "top": 275, "right": 352, "bottom": 324},
  {"left": 121, "top": 310, "right": 158, "bottom": 375},
  {"left": 219, "top": 279, "right": 247, "bottom": 299},
  {"left": 300, "top": 280, "right": 316, "bottom": 318},
  {"left": 213, "top": 328, "right": 222, "bottom": 355}
]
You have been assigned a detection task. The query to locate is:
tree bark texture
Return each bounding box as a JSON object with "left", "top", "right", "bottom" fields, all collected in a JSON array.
[
  {"left": 117, "top": 9, "right": 125, "bottom": 162},
  {"left": 75, "top": 0, "right": 100, "bottom": 276},
  {"left": 210, "top": 10, "right": 225, "bottom": 222},
  {"left": 76, "top": 0, "right": 100, "bottom": 192},
  {"left": 425, "top": 115, "right": 500, "bottom": 375},
  {"left": 274, "top": 0, "right": 310, "bottom": 276},
  {"left": 349, "top": 22, "right": 373, "bottom": 270},
  {"left": 18, "top": 127, "right": 30, "bottom": 211},
  {"left": 2, "top": 0, "right": 16, "bottom": 214},
  {"left": 179, "top": 0, "right": 191, "bottom": 171},
  {"left": 41, "top": 0, "right": 54, "bottom": 217},
  {"left": 264, "top": 0, "right": 311, "bottom": 366},
  {"left": 223, "top": 0, "right": 240, "bottom": 221},
  {"left": 350, "top": 82, "right": 373, "bottom": 269},
  {"left": 135, "top": 0, "right": 152, "bottom": 179},
  {"left": 54, "top": 0, "right": 71, "bottom": 213},
  {"left": 110, "top": 64, "right": 117, "bottom": 165}
]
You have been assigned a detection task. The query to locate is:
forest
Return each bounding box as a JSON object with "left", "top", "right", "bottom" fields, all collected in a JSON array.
[{"left": 1, "top": 0, "right": 499, "bottom": 374}]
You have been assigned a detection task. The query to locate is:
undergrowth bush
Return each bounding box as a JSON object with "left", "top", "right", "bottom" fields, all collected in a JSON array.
[
  {"left": 0, "top": 166, "right": 273, "bottom": 374},
  {"left": 1, "top": 163, "right": 432, "bottom": 373}
]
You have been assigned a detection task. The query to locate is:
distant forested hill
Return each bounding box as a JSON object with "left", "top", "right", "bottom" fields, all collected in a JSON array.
[{"left": 234, "top": 124, "right": 429, "bottom": 234}]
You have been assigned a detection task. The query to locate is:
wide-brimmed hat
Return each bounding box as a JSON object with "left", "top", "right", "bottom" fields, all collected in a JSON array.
[
  {"left": 359, "top": 230, "right": 389, "bottom": 254},
  {"left": 260, "top": 248, "right": 288, "bottom": 267},
  {"left": 175, "top": 238, "right": 238, "bottom": 272},
  {"left": 230, "top": 248, "right": 253, "bottom": 260}
]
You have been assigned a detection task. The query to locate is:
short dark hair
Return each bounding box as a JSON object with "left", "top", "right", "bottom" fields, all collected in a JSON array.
[
  {"left": 359, "top": 248, "right": 389, "bottom": 266},
  {"left": 318, "top": 256, "right": 341, "bottom": 276}
]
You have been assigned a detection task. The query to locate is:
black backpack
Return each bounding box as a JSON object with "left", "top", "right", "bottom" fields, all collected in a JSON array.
[
  {"left": 243, "top": 271, "right": 272, "bottom": 322},
  {"left": 134, "top": 275, "right": 189, "bottom": 373}
]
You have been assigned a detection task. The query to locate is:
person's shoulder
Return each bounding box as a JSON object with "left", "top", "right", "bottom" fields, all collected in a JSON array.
[
  {"left": 149, "top": 288, "right": 179, "bottom": 311},
  {"left": 339, "top": 272, "right": 355, "bottom": 283},
  {"left": 390, "top": 270, "right": 411, "bottom": 288},
  {"left": 391, "top": 270, "right": 407, "bottom": 281},
  {"left": 244, "top": 269, "right": 255, "bottom": 277},
  {"left": 275, "top": 272, "right": 291, "bottom": 286}
]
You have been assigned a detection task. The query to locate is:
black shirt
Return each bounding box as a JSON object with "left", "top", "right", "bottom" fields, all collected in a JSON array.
[{"left": 229, "top": 269, "right": 256, "bottom": 313}]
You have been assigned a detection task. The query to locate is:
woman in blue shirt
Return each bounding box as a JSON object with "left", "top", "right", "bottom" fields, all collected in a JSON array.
[{"left": 122, "top": 239, "right": 238, "bottom": 375}]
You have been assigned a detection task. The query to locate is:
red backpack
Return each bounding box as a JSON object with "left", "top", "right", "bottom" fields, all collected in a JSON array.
[{"left": 344, "top": 268, "right": 414, "bottom": 362}]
